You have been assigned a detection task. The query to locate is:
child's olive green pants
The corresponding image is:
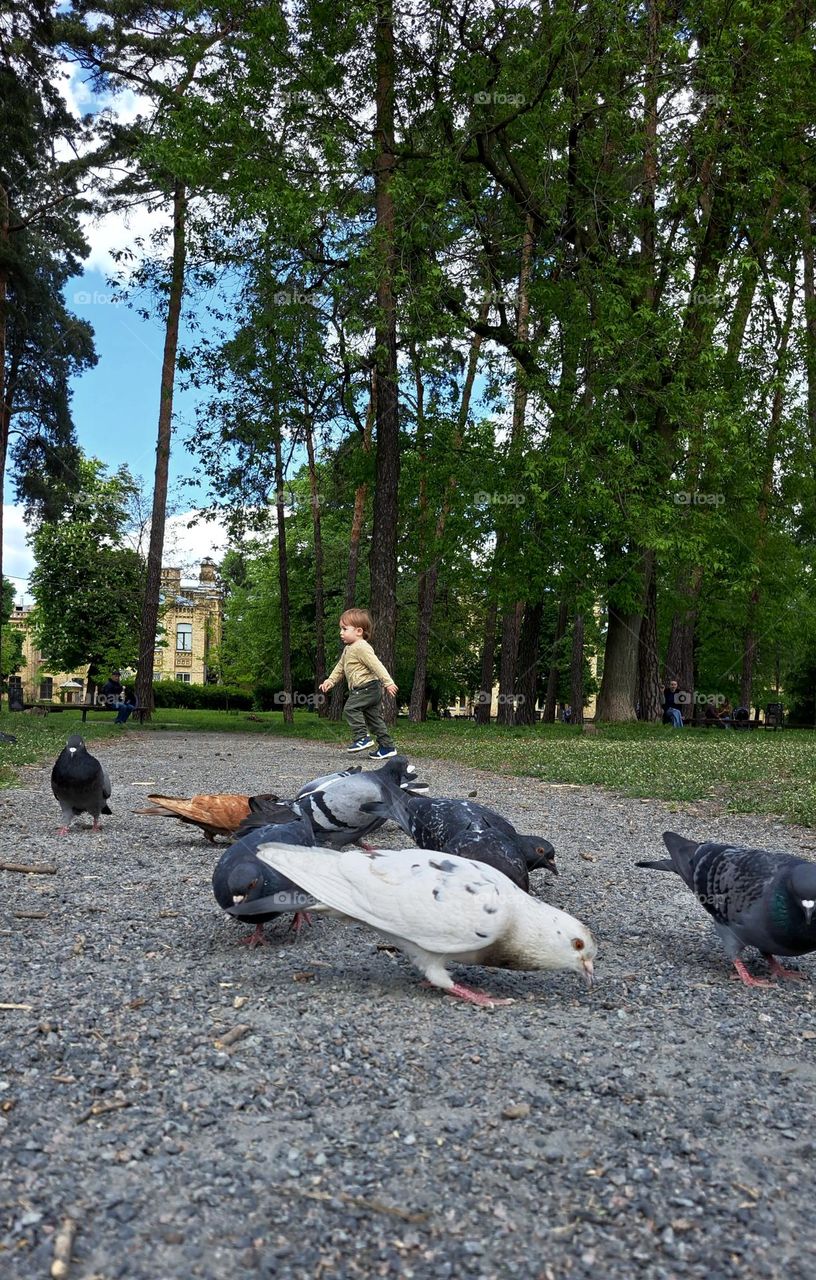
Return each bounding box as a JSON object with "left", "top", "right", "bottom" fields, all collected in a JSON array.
[{"left": 344, "top": 680, "right": 395, "bottom": 747}]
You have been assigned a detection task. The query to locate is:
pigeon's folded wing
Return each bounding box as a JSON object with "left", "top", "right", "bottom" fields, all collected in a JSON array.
[
  {"left": 143, "top": 793, "right": 251, "bottom": 829},
  {"left": 102, "top": 769, "right": 112, "bottom": 800},
  {"left": 256, "top": 843, "right": 516, "bottom": 954}
]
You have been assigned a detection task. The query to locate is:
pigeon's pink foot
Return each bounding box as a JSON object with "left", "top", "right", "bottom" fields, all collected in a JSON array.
[
  {"left": 288, "top": 911, "right": 313, "bottom": 935},
  {"left": 359, "top": 840, "right": 377, "bottom": 852},
  {"left": 765, "top": 956, "right": 808, "bottom": 981},
  {"left": 238, "top": 925, "right": 270, "bottom": 948},
  {"left": 91, "top": 820, "right": 101, "bottom": 834},
  {"left": 57, "top": 826, "right": 69, "bottom": 836},
  {"left": 731, "top": 959, "right": 773, "bottom": 988},
  {"left": 445, "top": 983, "right": 515, "bottom": 1008}
]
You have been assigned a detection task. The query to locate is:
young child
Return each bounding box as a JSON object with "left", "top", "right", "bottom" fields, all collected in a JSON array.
[{"left": 319, "top": 608, "right": 399, "bottom": 758}]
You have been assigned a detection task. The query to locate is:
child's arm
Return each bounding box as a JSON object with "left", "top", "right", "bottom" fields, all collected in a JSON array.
[{"left": 320, "top": 652, "right": 346, "bottom": 693}]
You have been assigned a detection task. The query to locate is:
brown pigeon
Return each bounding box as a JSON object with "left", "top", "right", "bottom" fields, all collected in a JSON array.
[{"left": 134, "top": 792, "right": 282, "bottom": 843}]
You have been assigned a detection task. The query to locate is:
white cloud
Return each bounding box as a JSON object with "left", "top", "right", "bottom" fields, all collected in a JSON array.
[
  {"left": 2, "top": 504, "right": 230, "bottom": 601},
  {"left": 1, "top": 506, "right": 35, "bottom": 602},
  {"left": 54, "top": 61, "right": 171, "bottom": 277},
  {"left": 160, "top": 512, "right": 231, "bottom": 581}
]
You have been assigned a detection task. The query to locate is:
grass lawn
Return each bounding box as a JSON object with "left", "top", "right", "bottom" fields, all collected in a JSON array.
[{"left": 3, "top": 707, "right": 816, "bottom": 826}]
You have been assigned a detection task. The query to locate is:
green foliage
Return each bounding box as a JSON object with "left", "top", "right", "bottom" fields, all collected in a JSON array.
[
  {"left": 1, "top": 5, "right": 96, "bottom": 522},
  {"left": 151, "top": 682, "right": 253, "bottom": 710},
  {"left": 28, "top": 458, "right": 144, "bottom": 679}
]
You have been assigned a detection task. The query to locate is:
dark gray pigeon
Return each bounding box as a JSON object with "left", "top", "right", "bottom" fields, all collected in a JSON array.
[
  {"left": 0, "top": 732, "right": 17, "bottom": 745},
  {"left": 237, "top": 757, "right": 429, "bottom": 848},
  {"left": 212, "top": 814, "right": 317, "bottom": 947},
  {"left": 637, "top": 831, "right": 816, "bottom": 986},
  {"left": 361, "top": 789, "right": 557, "bottom": 883},
  {"left": 51, "top": 735, "right": 112, "bottom": 834}
]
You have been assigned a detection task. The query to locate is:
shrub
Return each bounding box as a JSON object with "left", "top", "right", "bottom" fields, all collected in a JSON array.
[{"left": 152, "top": 682, "right": 253, "bottom": 710}]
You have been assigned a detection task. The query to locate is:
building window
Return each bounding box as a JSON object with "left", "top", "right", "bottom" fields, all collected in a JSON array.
[
  {"left": 175, "top": 673, "right": 191, "bottom": 683},
  {"left": 176, "top": 622, "right": 193, "bottom": 652},
  {"left": 40, "top": 678, "right": 53, "bottom": 700}
]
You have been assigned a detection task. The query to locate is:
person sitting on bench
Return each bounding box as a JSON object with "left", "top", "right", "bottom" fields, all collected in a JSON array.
[
  {"left": 99, "top": 669, "right": 137, "bottom": 725},
  {"left": 662, "top": 679, "right": 685, "bottom": 728}
]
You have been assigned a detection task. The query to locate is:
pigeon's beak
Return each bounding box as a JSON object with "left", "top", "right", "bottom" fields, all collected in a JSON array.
[
  {"left": 232, "top": 894, "right": 246, "bottom": 905},
  {"left": 803, "top": 900, "right": 815, "bottom": 925},
  {"left": 581, "top": 957, "right": 594, "bottom": 988}
]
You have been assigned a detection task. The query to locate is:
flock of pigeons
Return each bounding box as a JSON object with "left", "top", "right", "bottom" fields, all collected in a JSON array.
[{"left": 50, "top": 734, "right": 816, "bottom": 1004}]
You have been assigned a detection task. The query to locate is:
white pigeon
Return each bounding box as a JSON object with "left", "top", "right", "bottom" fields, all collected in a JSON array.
[{"left": 255, "top": 843, "right": 597, "bottom": 1006}]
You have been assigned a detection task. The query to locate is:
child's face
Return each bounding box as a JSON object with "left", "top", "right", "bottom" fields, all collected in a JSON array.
[{"left": 340, "top": 621, "right": 364, "bottom": 645}]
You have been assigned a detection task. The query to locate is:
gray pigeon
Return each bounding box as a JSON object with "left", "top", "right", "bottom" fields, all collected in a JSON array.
[
  {"left": 637, "top": 831, "right": 816, "bottom": 986},
  {"left": 240, "top": 757, "right": 429, "bottom": 848},
  {"left": 361, "top": 789, "right": 557, "bottom": 881},
  {"left": 255, "top": 842, "right": 596, "bottom": 1007},
  {"left": 51, "top": 735, "right": 112, "bottom": 834}
]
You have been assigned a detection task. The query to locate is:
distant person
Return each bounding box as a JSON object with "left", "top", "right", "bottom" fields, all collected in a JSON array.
[
  {"left": 319, "top": 608, "right": 399, "bottom": 758},
  {"left": 99, "top": 669, "right": 136, "bottom": 726},
  {"left": 562, "top": 703, "right": 573, "bottom": 724},
  {"left": 704, "top": 700, "right": 731, "bottom": 728},
  {"left": 662, "top": 679, "right": 685, "bottom": 728}
]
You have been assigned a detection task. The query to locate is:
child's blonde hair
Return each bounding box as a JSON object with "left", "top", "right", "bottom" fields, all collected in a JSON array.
[{"left": 340, "top": 608, "right": 373, "bottom": 640}]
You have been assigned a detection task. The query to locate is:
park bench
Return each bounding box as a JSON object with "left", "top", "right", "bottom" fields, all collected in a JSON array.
[
  {"left": 18, "top": 700, "right": 147, "bottom": 724},
  {"left": 75, "top": 701, "right": 148, "bottom": 724}
]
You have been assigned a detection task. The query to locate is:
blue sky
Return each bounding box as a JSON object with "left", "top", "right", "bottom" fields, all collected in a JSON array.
[
  {"left": 2, "top": 62, "right": 231, "bottom": 602},
  {"left": 3, "top": 262, "right": 230, "bottom": 601}
]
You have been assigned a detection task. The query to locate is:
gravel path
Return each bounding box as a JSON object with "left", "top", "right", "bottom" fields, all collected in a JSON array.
[{"left": 1, "top": 731, "right": 815, "bottom": 1280}]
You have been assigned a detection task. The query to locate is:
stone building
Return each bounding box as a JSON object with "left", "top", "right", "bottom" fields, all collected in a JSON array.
[
  {"left": 7, "top": 559, "right": 223, "bottom": 701},
  {"left": 154, "top": 559, "right": 223, "bottom": 685}
]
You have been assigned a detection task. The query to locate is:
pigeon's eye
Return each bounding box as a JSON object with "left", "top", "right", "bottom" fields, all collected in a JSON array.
[{"left": 572, "top": 938, "right": 585, "bottom": 951}]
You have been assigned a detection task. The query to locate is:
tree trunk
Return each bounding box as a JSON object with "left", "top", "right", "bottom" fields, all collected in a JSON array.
[
  {"left": 637, "top": 550, "right": 662, "bottom": 721},
  {"left": 304, "top": 413, "right": 326, "bottom": 714},
  {"left": 515, "top": 600, "right": 543, "bottom": 725},
  {"left": 474, "top": 596, "right": 497, "bottom": 725},
  {"left": 570, "top": 610, "right": 585, "bottom": 727},
  {"left": 273, "top": 425, "right": 294, "bottom": 726},
  {"left": 135, "top": 180, "right": 186, "bottom": 718},
  {"left": 543, "top": 598, "right": 568, "bottom": 722},
  {"left": 368, "top": 0, "right": 399, "bottom": 724},
  {"left": 0, "top": 178, "right": 10, "bottom": 703},
  {"left": 802, "top": 187, "right": 816, "bottom": 486},
  {"left": 596, "top": 577, "right": 643, "bottom": 724},
  {"left": 329, "top": 387, "right": 375, "bottom": 721},
  {"left": 497, "top": 602, "right": 525, "bottom": 725},
  {"left": 409, "top": 345, "right": 429, "bottom": 722},
  {"left": 495, "top": 215, "right": 536, "bottom": 725},
  {"left": 408, "top": 312, "right": 487, "bottom": 722},
  {"left": 741, "top": 261, "right": 795, "bottom": 708},
  {"left": 664, "top": 564, "right": 702, "bottom": 696}
]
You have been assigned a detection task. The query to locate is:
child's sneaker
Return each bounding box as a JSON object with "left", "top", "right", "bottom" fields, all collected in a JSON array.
[
  {"left": 369, "top": 745, "right": 397, "bottom": 759},
  {"left": 347, "top": 737, "right": 375, "bottom": 752}
]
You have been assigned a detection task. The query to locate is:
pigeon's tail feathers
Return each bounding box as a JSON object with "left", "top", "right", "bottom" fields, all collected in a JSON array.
[
  {"left": 661, "top": 831, "right": 701, "bottom": 883},
  {"left": 102, "top": 802, "right": 113, "bottom": 816},
  {"left": 636, "top": 858, "right": 676, "bottom": 873}
]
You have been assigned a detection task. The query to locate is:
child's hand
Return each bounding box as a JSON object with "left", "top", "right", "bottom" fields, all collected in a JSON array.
[
  {"left": 319, "top": 680, "right": 332, "bottom": 693},
  {"left": 385, "top": 683, "right": 398, "bottom": 697}
]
